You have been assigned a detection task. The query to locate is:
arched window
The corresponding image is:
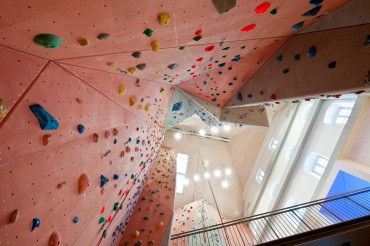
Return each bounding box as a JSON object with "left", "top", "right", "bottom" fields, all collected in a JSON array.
[
  {"left": 304, "top": 152, "right": 329, "bottom": 178},
  {"left": 324, "top": 101, "right": 354, "bottom": 125}
]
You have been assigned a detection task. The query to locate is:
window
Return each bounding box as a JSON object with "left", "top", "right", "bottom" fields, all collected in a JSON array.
[
  {"left": 312, "top": 156, "right": 329, "bottom": 176},
  {"left": 176, "top": 153, "right": 189, "bottom": 193},
  {"left": 256, "top": 169, "right": 265, "bottom": 184},
  {"left": 335, "top": 107, "right": 352, "bottom": 125},
  {"left": 268, "top": 138, "right": 279, "bottom": 151}
]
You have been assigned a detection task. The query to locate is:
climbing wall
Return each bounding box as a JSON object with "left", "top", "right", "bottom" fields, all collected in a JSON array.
[
  {"left": 117, "top": 146, "right": 176, "bottom": 246},
  {"left": 0, "top": 45, "right": 173, "bottom": 246}
]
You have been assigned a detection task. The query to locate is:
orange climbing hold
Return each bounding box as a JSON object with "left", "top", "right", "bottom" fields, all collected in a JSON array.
[
  {"left": 130, "top": 96, "right": 137, "bottom": 106},
  {"left": 145, "top": 103, "right": 151, "bottom": 112},
  {"left": 255, "top": 2, "right": 271, "bottom": 14},
  {"left": 78, "top": 174, "right": 90, "bottom": 194},
  {"left": 241, "top": 24, "right": 256, "bottom": 32},
  {"left": 118, "top": 84, "right": 127, "bottom": 95}
]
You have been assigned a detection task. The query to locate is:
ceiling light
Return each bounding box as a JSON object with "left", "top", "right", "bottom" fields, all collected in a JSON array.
[
  {"left": 225, "top": 168, "right": 232, "bottom": 175},
  {"left": 194, "top": 174, "right": 200, "bottom": 182},
  {"left": 204, "top": 172, "right": 210, "bottom": 179},
  {"left": 184, "top": 179, "right": 189, "bottom": 185},
  {"left": 222, "top": 180, "right": 229, "bottom": 188},
  {"left": 223, "top": 125, "right": 231, "bottom": 131},
  {"left": 199, "top": 129, "right": 206, "bottom": 136},
  {"left": 174, "top": 132, "right": 182, "bottom": 140},
  {"left": 214, "top": 170, "right": 221, "bottom": 178},
  {"left": 211, "top": 126, "right": 218, "bottom": 134}
]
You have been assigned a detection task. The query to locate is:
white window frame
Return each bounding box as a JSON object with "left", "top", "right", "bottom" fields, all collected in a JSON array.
[
  {"left": 312, "top": 156, "right": 329, "bottom": 177},
  {"left": 176, "top": 153, "right": 189, "bottom": 194},
  {"left": 268, "top": 138, "right": 279, "bottom": 151},
  {"left": 335, "top": 107, "right": 352, "bottom": 125},
  {"left": 256, "top": 169, "right": 265, "bottom": 184}
]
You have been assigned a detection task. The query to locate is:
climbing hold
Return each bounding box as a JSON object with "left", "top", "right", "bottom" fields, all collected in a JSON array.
[
  {"left": 136, "top": 64, "right": 146, "bottom": 71},
  {"left": 205, "top": 45, "right": 215, "bottom": 52},
  {"left": 168, "top": 63, "right": 179, "bottom": 70},
  {"left": 57, "top": 181, "right": 66, "bottom": 189},
  {"left": 32, "top": 218, "right": 40, "bottom": 231},
  {"left": 130, "top": 96, "right": 137, "bottom": 106},
  {"left": 294, "top": 54, "right": 300, "bottom": 61},
  {"left": 29, "top": 104, "right": 59, "bottom": 130},
  {"left": 271, "top": 94, "right": 277, "bottom": 100},
  {"left": 328, "top": 61, "right": 337, "bottom": 69},
  {"left": 196, "top": 57, "right": 203, "bottom": 62},
  {"left": 283, "top": 68, "right": 289, "bottom": 74},
  {"left": 113, "top": 128, "right": 118, "bottom": 136},
  {"left": 158, "top": 13, "right": 171, "bottom": 26},
  {"left": 99, "top": 217, "right": 105, "bottom": 224},
  {"left": 179, "top": 46, "right": 185, "bottom": 50},
  {"left": 97, "top": 33, "right": 110, "bottom": 40},
  {"left": 270, "top": 8, "right": 277, "bottom": 15},
  {"left": 0, "top": 99, "right": 9, "bottom": 117},
  {"left": 157, "top": 222, "right": 164, "bottom": 228},
  {"left": 255, "top": 2, "right": 270, "bottom": 14},
  {"left": 78, "top": 38, "right": 89, "bottom": 46},
  {"left": 34, "top": 34, "right": 63, "bottom": 48},
  {"left": 145, "top": 103, "right": 151, "bottom": 112},
  {"left": 104, "top": 131, "right": 110, "bottom": 138},
  {"left": 93, "top": 133, "right": 99, "bottom": 143},
  {"left": 302, "top": 6, "right": 322, "bottom": 17},
  {"left": 364, "top": 35, "right": 370, "bottom": 47},
  {"left": 128, "top": 67, "right": 136, "bottom": 74},
  {"left": 78, "top": 174, "right": 90, "bottom": 194},
  {"left": 100, "top": 175, "right": 109, "bottom": 188},
  {"left": 118, "top": 85, "right": 127, "bottom": 95},
  {"left": 107, "top": 62, "right": 115, "bottom": 67},
  {"left": 218, "top": 63, "right": 225, "bottom": 68},
  {"left": 291, "top": 22, "right": 304, "bottom": 31},
  {"left": 151, "top": 41, "right": 160, "bottom": 52},
  {"left": 42, "top": 134, "right": 51, "bottom": 146},
  {"left": 148, "top": 240, "right": 154, "bottom": 245},
  {"left": 113, "top": 174, "right": 119, "bottom": 180},
  {"left": 9, "top": 210, "right": 19, "bottom": 223},
  {"left": 231, "top": 55, "right": 241, "bottom": 62},
  {"left": 237, "top": 92, "right": 243, "bottom": 102},
  {"left": 77, "top": 124, "right": 85, "bottom": 134},
  {"left": 113, "top": 202, "right": 119, "bottom": 211},
  {"left": 126, "top": 146, "right": 131, "bottom": 153},
  {"left": 241, "top": 24, "right": 256, "bottom": 33},
  {"left": 193, "top": 35, "right": 202, "bottom": 41},
  {"left": 73, "top": 216, "right": 79, "bottom": 223},
  {"left": 132, "top": 51, "right": 141, "bottom": 58},
  {"left": 135, "top": 241, "right": 143, "bottom": 246},
  {"left": 144, "top": 216, "right": 150, "bottom": 220},
  {"left": 172, "top": 102, "right": 182, "bottom": 111},
  {"left": 309, "top": 0, "right": 323, "bottom": 7},
  {"left": 48, "top": 231, "right": 61, "bottom": 246},
  {"left": 212, "top": 0, "right": 236, "bottom": 14},
  {"left": 307, "top": 46, "right": 317, "bottom": 58},
  {"left": 134, "top": 231, "right": 140, "bottom": 237},
  {"left": 143, "top": 28, "right": 154, "bottom": 37}
]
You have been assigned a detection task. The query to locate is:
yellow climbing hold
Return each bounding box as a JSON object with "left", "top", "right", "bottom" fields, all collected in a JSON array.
[
  {"left": 78, "top": 38, "right": 89, "bottom": 46},
  {"left": 127, "top": 67, "right": 136, "bottom": 74},
  {"left": 134, "top": 231, "right": 140, "bottom": 237},
  {"left": 138, "top": 105, "right": 143, "bottom": 110},
  {"left": 145, "top": 103, "right": 151, "bottom": 112},
  {"left": 118, "top": 85, "right": 127, "bottom": 95},
  {"left": 160, "top": 88, "right": 165, "bottom": 93},
  {"left": 151, "top": 41, "right": 159, "bottom": 52},
  {"left": 158, "top": 13, "right": 171, "bottom": 26},
  {"left": 157, "top": 222, "right": 164, "bottom": 228},
  {"left": 156, "top": 71, "right": 161, "bottom": 75},
  {"left": 107, "top": 62, "right": 115, "bottom": 67},
  {"left": 130, "top": 96, "right": 137, "bottom": 106},
  {"left": 0, "top": 99, "right": 9, "bottom": 118}
]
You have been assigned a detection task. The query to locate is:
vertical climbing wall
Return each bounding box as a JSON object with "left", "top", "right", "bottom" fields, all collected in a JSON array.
[
  {"left": 0, "top": 46, "right": 174, "bottom": 246},
  {"left": 117, "top": 146, "right": 176, "bottom": 246}
]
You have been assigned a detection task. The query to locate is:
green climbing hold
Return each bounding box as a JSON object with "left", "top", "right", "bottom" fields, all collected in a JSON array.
[
  {"left": 99, "top": 217, "right": 105, "bottom": 224},
  {"left": 144, "top": 216, "right": 150, "bottom": 220},
  {"left": 222, "top": 47, "right": 230, "bottom": 50},
  {"left": 33, "top": 34, "right": 63, "bottom": 48},
  {"left": 148, "top": 240, "right": 154, "bottom": 245},
  {"left": 140, "top": 228, "right": 146, "bottom": 232},
  {"left": 103, "top": 230, "right": 107, "bottom": 238},
  {"left": 114, "top": 202, "right": 119, "bottom": 211},
  {"left": 143, "top": 28, "right": 153, "bottom": 37},
  {"left": 179, "top": 46, "right": 185, "bottom": 50},
  {"left": 270, "top": 9, "right": 277, "bottom": 15},
  {"left": 160, "top": 212, "right": 164, "bottom": 215}
]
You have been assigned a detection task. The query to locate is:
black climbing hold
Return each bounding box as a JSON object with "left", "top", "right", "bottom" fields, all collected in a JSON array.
[
  {"left": 240, "top": 46, "right": 246, "bottom": 49},
  {"left": 193, "top": 35, "right": 202, "bottom": 41},
  {"left": 97, "top": 33, "right": 110, "bottom": 40},
  {"left": 260, "top": 91, "right": 264, "bottom": 96},
  {"left": 212, "top": 0, "right": 236, "bottom": 14},
  {"left": 237, "top": 92, "right": 243, "bottom": 102},
  {"left": 33, "top": 34, "right": 63, "bottom": 48},
  {"left": 283, "top": 68, "right": 290, "bottom": 74},
  {"left": 132, "top": 52, "right": 141, "bottom": 58},
  {"left": 248, "top": 94, "right": 252, "bottom": 99},
  {"left": 168, "top": 63, "right": 179, "bottom": 70},
  {"left": 276, "top": 55, "right": 283, "bottom": 62},
  {"left": 328, "top": 61, "right": 336, "bottom": 69},
  {"left": 309, "top": 0, "right": 323, "bottom": 7},
  {"left": 364, "top": 35, "right": 370, "bottom": 47},
  {"left": 294, "top": 54, "right": 300, "bottom": 61},
  {"left": 228, "top": 67, "right": 232, "bottom": 70},
  {"left": 291, "top": 21, "right": 304, "bottom": 31},
  {"left": 302, "top": 6, "right": 322, "bottom": 17},
  {"left": 136, "top": 64, "right": 146, "bottom": 71},
  {"left": 307, "top": 46, "right": 317, "bottom": 58},
  {"left": 29, "top": 104, "right": 59, "bottom": 130}
]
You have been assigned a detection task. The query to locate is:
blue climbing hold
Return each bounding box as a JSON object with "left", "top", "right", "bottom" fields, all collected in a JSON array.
[
  {"left": 73, "top": 216, "right": 79, "bottom": 223},
  {"left": 77, "top": 124, "right": 85, "bottom": 134},
  {"left": 302, "top": 6, "right": 322, "bottom": 17},
  {"left": 307, "top": 46, "right": 317, "bottom": 58},
  {"left": 114, "top": 174, "right": 119, "bottom": 180},
  {"left": 309, "top": 0, "right": 323, "bottom": 7},
  {"left": 32, "top": 218, "right": 40, "bottom": 231},
  {"left": 248, "top": 94, "right": 253, "bottom": 99},
  {"left": 29, "top": 104, "right": 59, "bottom": 130},
  {"left": 231, "top": 55, "right": 241, "bottom": 62},
  {"left": 136, "top": 139, "right": 140, "bottom": 144},
  {"left": 291, "top": 21, "right": 304, "bottom": 31},
  {"left": 114, "top": 139, "right": 117, "bottom": 144},
  {"left": 276, "top": 55, "right": 282, "bottom": 62},
  {"left": 328, "top": 61, "right": 336, "bottom": 69},
  {"left": 172, "top": 102, "right": 182, "bottom": 111},
  {"left": 100, "top": 175, "right": 109, "bottom": 188},
  {"left": 294, "top": 54, "right": 301, "bottom": 61},
  {"left": 218, "top": 63, "right": 226, "bottom": 68},
  {"left": 237, "top": 92, "right": 243, "bottom": 102}
]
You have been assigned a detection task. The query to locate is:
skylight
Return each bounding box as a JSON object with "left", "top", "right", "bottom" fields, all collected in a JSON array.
[{"left": 176, "top": 153, "right": 189, "bottom": 193}]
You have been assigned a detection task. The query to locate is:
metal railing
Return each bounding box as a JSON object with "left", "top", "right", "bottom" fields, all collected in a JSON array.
[{"left": 170, "top": 187, "right": 370, "bottom": 246}]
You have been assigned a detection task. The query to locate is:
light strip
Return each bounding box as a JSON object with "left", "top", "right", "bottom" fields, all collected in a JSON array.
[{"left": 171, "top": 128, "right": 231, "bottom": 142}]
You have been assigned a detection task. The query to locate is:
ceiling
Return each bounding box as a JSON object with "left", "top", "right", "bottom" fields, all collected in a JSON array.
[{"left": 0, "top": 0, "right": 352, "bottom": 107}]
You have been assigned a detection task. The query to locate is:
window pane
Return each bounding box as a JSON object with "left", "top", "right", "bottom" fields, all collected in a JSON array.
[
  {"left": 176, "top": 174, "right": 186, "bottom": 193},
  {"left": 176, "top": 153, "right": 189, "bottom": 174}
]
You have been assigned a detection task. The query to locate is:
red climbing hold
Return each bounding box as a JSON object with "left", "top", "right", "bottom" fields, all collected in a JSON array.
[
  {"left": 118, "top": 189, "right": 123, "bottom": 196},
  {"left": 108, "top": 216, "right": 113, "bottom": 222},
  {"left": 255, "top": 2, "right": 271, "bottom": 14},
  {"left": 241, "top": 24, "right": 256, "bottom": 33},
  {"left": 196, "top": 57, "right": 203, "bottom": 62},
  {"left": 101, "top": 207, "right": 105, "bottom": 214},
  {"left": 205, "top": 45, "right": 215, "bottom": 52},
  {"left": 191, "top": 65, "right": 196, "bottom": 69},
  {"left": 195, "top": 30, "right": 202, "bottom": 35},
  {"left": 270, "top": 94, "right": 277, "bottom": 100}
]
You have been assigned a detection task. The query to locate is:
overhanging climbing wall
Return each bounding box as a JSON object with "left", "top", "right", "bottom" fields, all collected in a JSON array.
[{"left": 117, "top": 146, "right": 176, "bottom": 246}]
